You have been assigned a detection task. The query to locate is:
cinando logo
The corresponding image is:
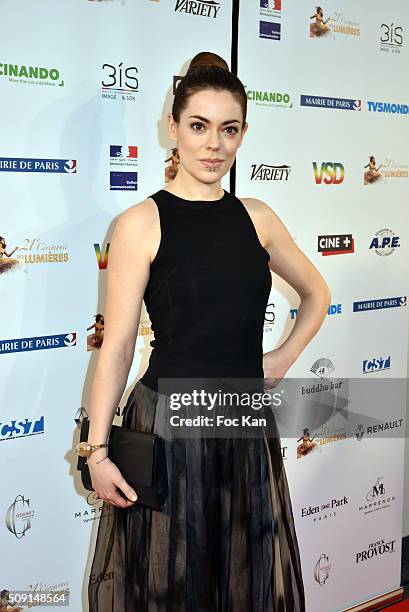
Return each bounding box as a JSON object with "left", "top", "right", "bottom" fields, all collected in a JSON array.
[
  {"left": 245, "top": 86, "right": 291, "bottom": 108},
  {"left": 0, "top": 63, "right": 64, "bottom": 87}
]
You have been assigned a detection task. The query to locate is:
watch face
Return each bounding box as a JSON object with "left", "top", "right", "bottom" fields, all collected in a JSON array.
[{"left": 76, "top": 442, "right": 92, "bottom": 457}]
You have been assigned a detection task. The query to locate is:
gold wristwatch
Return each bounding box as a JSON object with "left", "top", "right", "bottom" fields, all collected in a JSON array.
[{"left": 75, "top": 441, "right": 108, "bottom": 458}]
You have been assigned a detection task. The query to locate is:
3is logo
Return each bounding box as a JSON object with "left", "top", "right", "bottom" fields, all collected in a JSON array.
[
  {"left": 381, "top": 23, "right": 403, "bottom": 47},
  {"left": 313, "top": 162, "right": 345, "bottom": 185}
]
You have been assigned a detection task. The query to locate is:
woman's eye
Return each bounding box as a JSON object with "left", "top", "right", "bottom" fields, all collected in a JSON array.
[
  {"left": 225, "top": 126, "right": 238, "bottom": 134},
  {"left": 191, "top": 122, "right": 204, "bottom": 130}
]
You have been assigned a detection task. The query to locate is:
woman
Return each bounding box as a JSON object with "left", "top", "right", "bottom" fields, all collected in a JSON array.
[{"left": 85, "top": 52, "right": 330, "bottom": 611}]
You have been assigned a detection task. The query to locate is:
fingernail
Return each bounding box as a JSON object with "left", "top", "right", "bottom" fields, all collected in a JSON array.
[{"left": 130, "top": 493, "right": 137, "bottom": 501}]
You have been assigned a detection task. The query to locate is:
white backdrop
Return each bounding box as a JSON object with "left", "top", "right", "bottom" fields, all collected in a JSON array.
[{"left": 0, "top": 1, "right": 408, "bottom": 611}]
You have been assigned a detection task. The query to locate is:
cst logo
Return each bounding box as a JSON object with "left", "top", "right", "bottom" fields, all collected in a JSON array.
[{"left": 313, "top": 162, "right": 344, "bottom": 185}]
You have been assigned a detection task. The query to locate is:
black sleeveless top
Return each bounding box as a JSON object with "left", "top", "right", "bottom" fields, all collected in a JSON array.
[{"left": 140, "top": 188, "right": 272, "bottom": 391}]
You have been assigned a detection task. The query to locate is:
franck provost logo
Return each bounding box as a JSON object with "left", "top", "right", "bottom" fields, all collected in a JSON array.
[
  {"left": 0, "top": 62, "right": 64, "bottom": 87},
  {"left": 301, "top": 95, "right": 361, "bottom": 111},
  {"left": 174, "top": 0, "right": 221, "bottom": 18},
  {"left": 309, "top": 7, "right": 360, "bottom": 39},
  {"left": 355, "top": 538, "right": 397, "bottom": 564},
  {"left": 246, "top": 86, "right": 292, "bottom": 108},
  {"left": 0, "top": 158, "right": 76, "bottom": 173},
  {"left": 250, "top": 163, "right": 291, "bottom": 180}
]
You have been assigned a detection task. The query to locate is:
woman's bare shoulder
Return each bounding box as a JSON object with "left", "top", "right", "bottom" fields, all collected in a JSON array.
[{"left": 113, "top": 196, "right": 159, "bottom": 238}]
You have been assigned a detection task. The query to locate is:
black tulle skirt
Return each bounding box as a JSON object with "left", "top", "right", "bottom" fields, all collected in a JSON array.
[{"left": 87, "top": 380, "right": 306, "bottom": 611}]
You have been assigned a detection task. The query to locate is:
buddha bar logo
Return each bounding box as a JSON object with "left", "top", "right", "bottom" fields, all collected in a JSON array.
[
  {"left": 245, "top": 86, "right": 291, "bottom": 108},
  {"left": 0, "top": 62, "right": 64, "bottom": 87},
  {"left": 174, "top": 0, "right": 221, "bottom": 18}
]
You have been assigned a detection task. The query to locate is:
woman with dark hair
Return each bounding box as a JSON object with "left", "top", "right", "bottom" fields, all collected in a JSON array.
[{"left": 84, "top": 51, "right": 330, "bottom": 611}]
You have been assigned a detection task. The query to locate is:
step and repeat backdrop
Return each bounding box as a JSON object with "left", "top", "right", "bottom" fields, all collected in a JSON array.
[{"left": 1, "top": 1, "right": 408, "bottom": 611}]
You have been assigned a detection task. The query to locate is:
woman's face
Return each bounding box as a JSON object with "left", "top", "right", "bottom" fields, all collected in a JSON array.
[{"left": 168, "top": 88, "right": 247, "bottom": 185}]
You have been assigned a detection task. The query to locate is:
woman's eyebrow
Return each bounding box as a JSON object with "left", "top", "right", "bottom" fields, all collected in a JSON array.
[{"left": 188, "top": 115, "right": 240, "bottom": 125}]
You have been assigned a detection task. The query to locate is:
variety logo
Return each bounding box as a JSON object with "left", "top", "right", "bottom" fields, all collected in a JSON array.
[
  {"left": 363, "top": 356, "right": 391, "bottom": 374},
  {"left": 301, "top": 494, "right": 348, "bottom": 522},
  {"left": 94, "top": 243, "right": 110, "bottom": 269},
  {"left": 380, "top": 23, "right": 403, "bottom": 54},
  {"left": 367, "top": 100, "right": 409, "bottom": 115},
  {"left": 0, "top": 416, "right": 44, "bottom": 441},
  {"left": 246, "top": 86, "right": 292, "bottom": 108},
  {"left": 359, "top": 476, "right": 396, "bottom": 515},
  {"left": 355, "top": 418, "right": 404, "bottom": 441},
  {"left": 356, "top": 538, "right": 397, "bottom": 564},
  {"left": 109, "top": 145, "right": 138, "bottom": 168},
  {"left": 5, "top": 494, "right": 34, "bottom": 538},
  {"left": 101, "top": 63, "right": 138, "bottom": 101},
  {"left": 314, "top": 553, "right": 331, "bottom": 585},
  {"left": 0, "top": 333, "right": 77, "bottom": 355},
  {"left": 290, "top": 304, "right": 342, "bottom": 319},
  {"left": 313, "top": 162, "right": 344, "bottom": 184},
  {"left": 369, "top": 229, "right": 400, "bottom": 256},
  {"left": 0, "top": 62, "right": 64, "bottom": 87},
  {"left": 310, "top": 7, "right": 360, "bottom": 38},
  {"left": 259, "top": 21, "right": 281, "bottom": 40},
  {"left": 318, "top": 234, "right": 354, "bottom": 255},
  {"left": 174, "top": 0, "right": 221, "bottom": 18},
  {"left": 301, "top": 94, "right": 361, "bottom": 111},
  {"left": 250, "top": 163, "right": 291, "bottom": 180},
  {"left": 353, "top": 296, "right": 406, "bottom": 312},
  {"left": 0, "top": 158, "right": 76, "bottom": 173},
  {"left": 110, "top": 171, "right": 137, "bottom": 190}
]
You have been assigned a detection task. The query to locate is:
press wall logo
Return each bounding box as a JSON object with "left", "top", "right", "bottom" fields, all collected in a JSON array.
[
  {"left": 0, "top": 333, "right": 77, "bottom": 355},
  {"left": 0, "top": 416, "right": 44, "bottom": 442},
  {"left": 367, "top": 100, "right": 409, "bottom": 115},
  {"left": 260, "top": 21, "right": 281, "bottom": 41},
  {"left": 301, "top": 494, "right": 348, "bottom": 523},
  {"left": 380, "top": 23, "right": 403, "bottom": 54},
  {"left": 314, "top": 554, "right": 331, "bottom": 585},
  {"left": 101, "top": 63, "right": 138, "bottom": 101},
  {"left": 369, "top": 229, "right": 400, "bottom": 256},
  {"left": 353, "top": 296, "right": 406, "bottom": 312},
  {"left": 359, "top": 476, "right": 396, "bottom": 515},
  {"left": 355, "top": 418, "right": 404, "bottom": 441},
  {"left": 364, "top": 155, "right": 408, "bottom": 185},
  {"left": 290, "top": 303, "right": 342, "bottom": 319},
  {"left": 5, "top": 494, "right": 34, "bottom": 538},
  {"left": 109, "top": 146, "right": 138, "bottom": 168},
  {"left": 301, "top": 94, "right": 361, "bottom": 111},
  {"left": 309, "top": 7, "right": 360, "bottom": 38},
  {"left": 313, "top": 162, "right": 344, "bottom": 184},
  {"left": 355, "top": 538, "right": 397, "bottom": 564},
  {"left": 363, "top": 356, "right": 391, "bottom": 374},
  {"left": 0, "top": 62, "right": 64, "bottom": 87},
  {"left": 250, "top": 163, "right": 291, "bottom": 180},
  {"left": 318, "top": 234, "right": 354, "bottom": 255},
  {"left": 94, "top": 243, "right": 110, "bottom": 269},
  {"left": 246, "top": 86, "right": 292, "bottom": 108},
  {"left": 174, "top": 0, "right": 221, "bottom": 18},
  {"left": 0, "top": 158, "right": 76, "bottom": 173},
  {"left": 110, "top": 171, "right": 137, "bottom": 190}
]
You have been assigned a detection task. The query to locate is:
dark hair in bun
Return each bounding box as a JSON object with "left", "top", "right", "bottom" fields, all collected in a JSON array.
[{"left": 172, "top": 51, "right": 247, "bottom": 128}]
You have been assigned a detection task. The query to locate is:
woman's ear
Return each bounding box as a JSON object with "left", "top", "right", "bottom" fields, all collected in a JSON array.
[{"left": 167, "top": 112, "right": 178, "bottom": 143}]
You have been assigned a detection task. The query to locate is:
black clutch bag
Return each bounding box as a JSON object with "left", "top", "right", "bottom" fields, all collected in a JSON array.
[{"left": 76, "top": 417, "right": 168, "bottom": 512}]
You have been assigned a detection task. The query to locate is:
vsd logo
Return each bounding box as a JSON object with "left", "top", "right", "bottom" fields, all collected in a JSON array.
[{"left": 313, "top": 162, "right": 344, "bottom": 184}]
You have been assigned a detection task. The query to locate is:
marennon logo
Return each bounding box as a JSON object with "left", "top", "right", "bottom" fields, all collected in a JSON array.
[{"left": 0, "top": 62, "right": 64, "bottom": 87}]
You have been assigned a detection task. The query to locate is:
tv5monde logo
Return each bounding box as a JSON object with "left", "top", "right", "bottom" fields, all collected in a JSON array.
[{"left": 313, "top": 162, "right": 345, "bottom": 185}]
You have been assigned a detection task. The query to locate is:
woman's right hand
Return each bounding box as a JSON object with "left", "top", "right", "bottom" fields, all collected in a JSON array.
[{"left": 87, "top": 452, "right": 138, "bottom": 508}]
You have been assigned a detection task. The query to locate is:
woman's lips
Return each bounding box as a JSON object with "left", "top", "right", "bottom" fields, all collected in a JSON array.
[{"left": 200, "top": 159, "right": 223, "bottom": 168}]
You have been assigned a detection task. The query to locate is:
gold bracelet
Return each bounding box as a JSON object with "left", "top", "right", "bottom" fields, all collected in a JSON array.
[{"left": 75, "top": 441, "right": 108, "bottom": 458}]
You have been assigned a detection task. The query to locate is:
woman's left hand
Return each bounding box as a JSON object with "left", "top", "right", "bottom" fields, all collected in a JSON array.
[{"left": 262, "top": 348, "right": 293, "bottom": 390}]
